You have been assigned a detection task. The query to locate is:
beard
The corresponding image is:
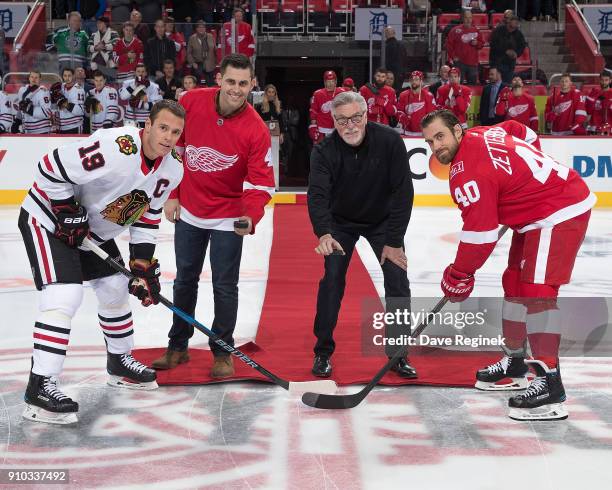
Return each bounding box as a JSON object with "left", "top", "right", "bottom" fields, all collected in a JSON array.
[
  {"left": 374, "top": 80, "right": 385, "bottom": 89},
  {"left": 512, "top": 83, "right": 521, "bottom": 90},
  {"left": 436, "top": 137, "right": 459, "bottom": 164}
]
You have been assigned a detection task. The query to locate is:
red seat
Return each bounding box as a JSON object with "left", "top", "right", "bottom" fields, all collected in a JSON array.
[
  {"left": 472, "top": 13, "right": 489, "bottom": 29},
  {"left": 480, "top": 29, "right": 491, "bottom": 45},
  {"left": 330, "top": 0, "right": 348, "bottom": 12},
  {"left": 257, "top": 0, "right": 279, "bottom": 11},
  {"left": 281, "top": 0, "right": 304, "bottom": 12},
  {"left": 478, "top": 46, "right": 490, "bottom": 65},
  {"left": 581, "top": 84, "right": 599, "bottom": 96},
  {"left": 438, "top": 13, "right": 460, "bottom": 31},
  {"left": 490, "top": 13, "right": 504, "bottom": 27},
  {"left": 516, "top": 46, "right": 531, "bottom": 65}
]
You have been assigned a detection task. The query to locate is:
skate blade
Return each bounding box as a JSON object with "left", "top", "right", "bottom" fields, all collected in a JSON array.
[
  {"left": 475, "top": 377, "right": 529, "bottom": 391},
  {"left": 107, "top": 376, "right": 158, "bottom": 391},
  {"left": 22, "top": 404, "right": 78, "bottom": 425},
  {"left": 508, "top": 403, "right": 568, "bottom": 421}
]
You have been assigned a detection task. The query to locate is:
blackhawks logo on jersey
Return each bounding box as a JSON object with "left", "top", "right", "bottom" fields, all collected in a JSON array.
[
  {"left": 115, "top": 134, "right": 138, "bottom": 156},
  {"left": 171, "top": 148, "right": 182, "bottom": 163},
  {"left": 101, "top": 189, "right": 150, "bottom": 226}
]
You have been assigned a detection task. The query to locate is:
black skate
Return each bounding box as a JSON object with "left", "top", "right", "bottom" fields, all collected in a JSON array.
[
  {"left": 23, "top": 372, "right": 79, "bottom": 425},
  {"left": 508, "top": 360, "right": 568, "bottom": 421},
  {"left": 475, "top": 354, "right": 530, "bottom": 391},
  {"left": 107, "top": 352, "right": 158, "bottom": 391}
]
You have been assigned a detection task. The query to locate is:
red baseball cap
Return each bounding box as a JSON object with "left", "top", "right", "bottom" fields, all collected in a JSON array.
[
  {"left": 410, "top": 70, "right": 424, "bottom": 80},
  {"left": 342, "top": 77, "right": 354, "bottom": 87},
  {"left": 323, "top": 70, "right": 337, "bottom": 81},
  {"left": 449, "top": 67, "right": 461, "bottom": 76}
]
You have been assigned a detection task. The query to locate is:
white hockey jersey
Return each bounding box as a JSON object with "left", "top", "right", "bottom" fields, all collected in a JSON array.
[
  {"left": 88, "top": 86, "right": 122, "bottom": 132},
  {"left": 0, "top": 91, "right": 14, "bottom": 132},
  {"left": 21, "top": 126, "right": 184, "bottom": 248},
  {"left": 16, "top": 85, "right": 52, "bottom": 134},
  {"left": 57, "top": 83, "right": 85, "bottom": 132},
  {"left": 119, "top": 79, "right": 162, "bottom": 125}
]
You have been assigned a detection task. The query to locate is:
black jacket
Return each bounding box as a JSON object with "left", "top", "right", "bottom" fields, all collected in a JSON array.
[
  {"left": 479, "top": 81, "right": 508, "bottom": 126},
  {"left": 307, "top": 122, "right": 413, "bottom": 247},
  {"left": 144, "top": 36, "right": 176, "bottom": 75},
  {"left": 489, "top": 25, "right": 527, "bottom": 68},
  {"left": 156, "top": 76, "right": 181, "bottom": 100}
]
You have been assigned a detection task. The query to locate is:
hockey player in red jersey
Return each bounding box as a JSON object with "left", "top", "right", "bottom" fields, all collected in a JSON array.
[
  {"left": 435, "top": 67, "right": 472, "bottom": 129},
  {"left": 422, "top": 110, "right": 596, "bottom": 421},
  {"left": 18, "top": 100, "right": 186, "bottom": 424},
  {"left": 545, "top": 73, "right": 587, "bottom": 135},
  {"left": 359, "top": 67, "right": 398, "bottom": 125},
  {"left": 217, "top": 8, "right": 255, "bottom": 59},
  {"left": 585, "top": 71, "right": 612, "bottom": 134},
  {"left": 397, "top": 71, "right": 436, "bottom": 136},
  {"left": 495, "top": 76, "right": 539, "bottom": 132},
  {"left": 309, "top": 70, "right": 346, "bottom": 144},
  {"left": 153, "top": 54, "right": 275, "bottom": 378}
]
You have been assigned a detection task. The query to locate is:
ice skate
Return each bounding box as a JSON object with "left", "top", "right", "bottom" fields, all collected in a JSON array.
[{"left": 107, "top": 352, "right": 158, "bottom": 390}]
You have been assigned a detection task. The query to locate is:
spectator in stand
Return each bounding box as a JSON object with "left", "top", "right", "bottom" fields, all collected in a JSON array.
[
  {"left": 86, "top": 70, "right": 121, "bottom": 132},
  {"left": 495, "top": 75, "right": 539, "bottom": 131},
  {"left": 173, "top": 0, "right": 196, "bottom": 40},
  {"left": 133, "top": 0, "right": 163, "bottom": 26},
  {"left": 479, "top": 66, "right": 507, "bottom": 126},
  {"left": 145, "top": 19, "right": 177, "bottom": 80},
  {"left": 113, "top": 22, "right": 144, "bottom": 82},
  {"left": 119, "top": 64, "right": 163, "bottom": 127},
  {"left": 0, "top": 88, "right": 14, "bottom": 133},
  {"left": 309, "top": 71, "right": 345, "bottom": 144},
  {"left": 195, "top": 0, "right": 216, "bottom": 24},
  {"left": 108, "top": 0, "right": 132, "bottom": 25},
  {"left": 585, "top": 71, "right": 612, "bottom": 134},
  {"left": 385, "top": 70, "right": 396, "bottom": 94},
  {"left": 175, "top": 75, "right": 198, "bottom": 99},
  {"left": 256, "top": 84, "right": 283, "bottom": 125},
  {"left": 545, "top": 73, "right": 587, "bottom": 136},
  {"left": 78, "top": 0, "right": 106, "bottom": 35},
  {"left": 130, "top": 9, "right": 150, "bottom": 43},
  {"left": 397, "top": 70, "right": 436, "bottom": 136},
  {"left": 89, "top": 16, "right": 119, "bottom": 80},
  {"left": 54, "top": 11, "right": 90, "bottom": 71},
  {"left": 435, "top": 67, "right": 472, "bottom": 129},
  {"left": 342, "top": 78, "right": 357, "bottom": 92},
  {"left": 187, "top": 20, "right": 217, "bottom": 86},
  {"left": 446, "top": 10, "right": 484, "bottom": 85},
  {"left": 51, "top": 67, "right": 86, "bottom": 134},
  {"left": 428, "top": 64, "right": 450, "bottom": 98},
  {"left": 215, "top": 72, "right": 222, "bottom": 86},
  {"left": 359, "top": 67, "right": 398, "bottom": 126},
  {"left": 384, "top": 26, "right": 406, "bottom": 93},
  {"left": 462, "top": 0, "right": 487, "bottom": 12},
  {"left": 156, "top": 60, "right": 181, "bottom": 100},
  {"left": 15, "top": 71, "right": 52, "bottom": 134},
  {"left": 490, "top": 15, "right": 526, "bottom": 83},
  {"left": 165, "top": 18, "right": 187, "bottom": 75},
  {"left": 218, "top": 8, "right": 255, "bottom": 59},
  {"left": 74, "top": 66, "right": 94, "bottom": 93}
]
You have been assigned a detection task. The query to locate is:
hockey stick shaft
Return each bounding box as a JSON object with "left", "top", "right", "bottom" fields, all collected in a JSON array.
[{"left": 83, "top": 237, "right": 293, "bottom": 390}]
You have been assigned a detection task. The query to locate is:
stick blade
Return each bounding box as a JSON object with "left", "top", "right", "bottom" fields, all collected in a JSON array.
[
  {"left": 301, "top": 391, "right": 361, "bottom": 410},
  {"left": 288, "top": 380, "right": 337, "bottom": 395}
]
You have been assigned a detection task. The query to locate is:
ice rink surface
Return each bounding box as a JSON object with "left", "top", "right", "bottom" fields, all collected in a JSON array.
[{"left": 1, "top": 204, "right": 611, "bottom": 489}]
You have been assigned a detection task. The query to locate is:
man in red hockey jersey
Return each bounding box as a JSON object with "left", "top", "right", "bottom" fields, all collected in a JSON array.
[
  {"left": 422, "top": 109, "right": 596, "bottom": 421},
  {"left": 446, "top": 9, "right": 484, "bottom": 85},
  {"left": 495, "top": 76, "right": 539, "bottom": 132},
  {"left": 397, "top": 71, "right": 436, "bottom": 136},
  {"left": 585, "top": 71, "right": 612, "bottom": 134},
  {"left": 545, "top": 73, "right": 587, "bottom": 135},
  {"left": 435, "top": 67, "right": 472, "bottom": 129},
  {"left": 359, "top": 67, "right": 398, "bottom": 125},
  {"left": 218, "top": 8, "right": 255, "bottom": 59},
  {"left": 309, "top": 70, "right": 346, "bottom": 144},
  {"left": 152, "top": 54, "right": 275, "bottom": 378}
]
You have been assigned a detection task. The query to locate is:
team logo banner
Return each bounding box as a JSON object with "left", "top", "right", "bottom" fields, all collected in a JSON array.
[{"left": 354, "top": 8, "right": 403, "bottom": 41}]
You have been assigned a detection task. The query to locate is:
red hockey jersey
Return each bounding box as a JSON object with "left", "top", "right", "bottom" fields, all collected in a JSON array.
[
  {"left": 113, "top": 37, "right": 144, "bottom": 80},
  {"left": 495, "top": 88, "right": 539, "bottom": 131},
  {"left": 585, "top": 87, "right": 612, "bottom": 132},
  {"left": 544, "top": 88, "right": 587, "bottom": 135},
  {"left": 217, "top": 21, "right": 255, "bottom": 59},
  {"left": 359, "top": 84, "right": 397, "bottom": 125},
  {"left": 397, "top": 88, "right": 436, "bottom": 136},
  {"left": 446, "top": 25, "right": 484, "bottom": 67},
  {"left": 448, "top": 120, "right": 596, "bottom": 274},
  {"left": 309, "top": 86, "right": 346, "bottom": 135},
  {"left": 436, "top": 83, "right": 472, "bottom": 128},
  {"left": 170, "top": 88, "right": 274, "bottom": 230}
]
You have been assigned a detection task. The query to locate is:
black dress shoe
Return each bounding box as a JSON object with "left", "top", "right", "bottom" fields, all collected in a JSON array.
[
  {"left": 312, "top": 355, "right": 332, "bottom": 377},
  {"left": 390, "top": 358, "right": 418, "bottom": 378}
]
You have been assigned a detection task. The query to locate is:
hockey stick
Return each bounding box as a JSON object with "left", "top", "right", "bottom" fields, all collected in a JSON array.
[
  {"left": 301, "top": 225, "right": 511, "bottom": 409},
  {"left": 83, "top": 238, "right": 338, "bottom": 395}
]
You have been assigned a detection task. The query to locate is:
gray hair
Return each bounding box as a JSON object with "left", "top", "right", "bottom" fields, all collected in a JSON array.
[{"left": 331, "top": 91, "right": 367, "bottom": 115}]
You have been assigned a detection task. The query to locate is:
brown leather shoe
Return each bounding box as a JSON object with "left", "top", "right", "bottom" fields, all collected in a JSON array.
[
  {"left": 151, "top": 349, "right": 190, "bottom": 370},
  {"left": 211, "top": 356, "right": 234, "bottom": 378}
]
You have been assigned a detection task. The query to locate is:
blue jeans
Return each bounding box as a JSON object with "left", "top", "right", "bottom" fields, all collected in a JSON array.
[{"left": 168, "top": 220, "right": 243, "bottom": 356}]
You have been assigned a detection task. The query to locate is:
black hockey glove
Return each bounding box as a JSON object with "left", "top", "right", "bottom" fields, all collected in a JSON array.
[
  {"left": 84, "top": 96, "right": 99, "bottom": 113},
  {"left": 128, "top": 258, "right": 161, "bottom": 307},
  {"left": 51, "top": 202, "right": 90, "bottom": 248},
  {"left": 18, "top": 99, "right": 34, "bottom": 115}
]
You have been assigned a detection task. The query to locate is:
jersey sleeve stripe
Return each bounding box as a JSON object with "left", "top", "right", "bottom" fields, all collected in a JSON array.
[
  {"left": 138, "top": 216, "right": 161, "bottom": 225},
  {"left": 523, "top": 126, "right": 538, "bottom": 145},
  {"left": 147, "top": 208, "right": 162, "bottom": 215},
  {"left": 38, "top": 163, "right": 65, "bottom": 183},
  {"left": 243, "top": 181, "right": 276, "bottom": 195},
  {"left": 460, "top": 229, "right": 499, "bottom": 244},
  {"left": 131, "top": 222, "right": 159, "bottom": 230},
  {"left": 27, "top": 191, "right": 56, "bottom": 223},
  {"left": 53, "top": 149, "right": 77, "bottom": 185}
]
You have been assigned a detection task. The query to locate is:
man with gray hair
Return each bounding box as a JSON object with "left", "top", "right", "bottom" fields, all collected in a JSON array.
[{"left": 307, "top": 91, "right": 416, "bottom": 379}]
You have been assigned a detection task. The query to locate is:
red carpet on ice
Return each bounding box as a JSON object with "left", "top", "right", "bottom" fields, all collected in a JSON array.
[{"left": 134, "top": 204, "right": 499, "bottom": 387}]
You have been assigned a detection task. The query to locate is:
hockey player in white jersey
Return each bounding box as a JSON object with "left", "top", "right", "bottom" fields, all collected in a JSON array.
[
  {"left": 51, "top": 68, "right": 86, "bottom": 134},
  {"left": 18, "top": 100, "right": 185, "bottom": 425},
  {"left": 86, "top": 70, "right": 121, "bottom": 132},
  {"left": 0, "top": 89, "right": 14, "bottom": 133},
  {"left": 119, "top": 63, "right": 162, "bottom": 128},
  {"left": 15, "top": 71, "right": 52, "bottom": 134}
]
